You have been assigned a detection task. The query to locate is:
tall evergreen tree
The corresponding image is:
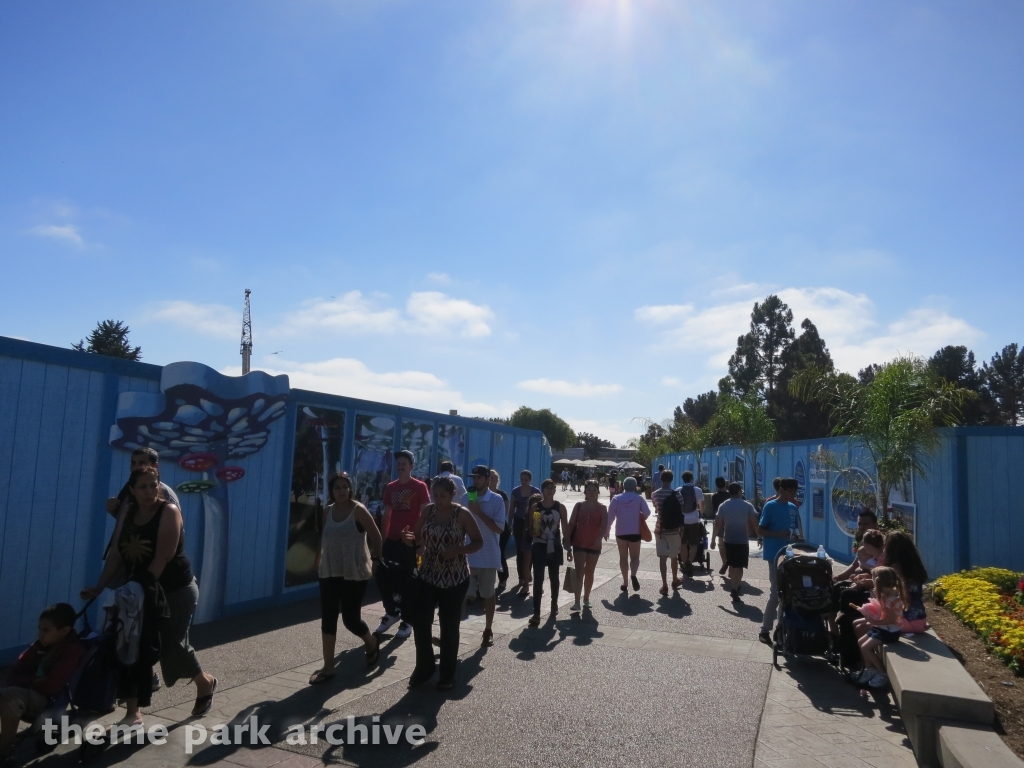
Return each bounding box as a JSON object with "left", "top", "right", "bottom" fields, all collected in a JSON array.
[
  {"left": 72, "top": 320, "right": 142, "bottom": 361},
  {"left": 682, "top": 391, "right": 718, "bottom": 427},
  {"left": 982, "top": 344, "right": 1024, "bottom": 426},
  {"left": 926, "top": 345, "right": 995, "bottom": 425},
  {"left": 772, "top": 319, "right": 835, "bottom": 440},
  {"left": 726, "top": 295, "right": 795, "bottom": 398}
]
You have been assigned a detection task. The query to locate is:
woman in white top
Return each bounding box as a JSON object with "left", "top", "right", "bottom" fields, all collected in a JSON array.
[
  {"left": 310, "top": 472, "right": 383, "bottom": 685},
  {"left": 605, "top": 476, "right": 652, "bottom": 593}
]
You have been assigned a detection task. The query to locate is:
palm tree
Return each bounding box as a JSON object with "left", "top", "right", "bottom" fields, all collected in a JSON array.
[
  {"left": 791, "top": 354, "right": 972, "bottom": 518},
  {"left": 712, "top": 393, "right": 777, "bottom": 499}
]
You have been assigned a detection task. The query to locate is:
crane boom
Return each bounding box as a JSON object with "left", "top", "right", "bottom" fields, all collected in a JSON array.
[{"left": 240, "top": 288, "right": 252, "bottom": 375}]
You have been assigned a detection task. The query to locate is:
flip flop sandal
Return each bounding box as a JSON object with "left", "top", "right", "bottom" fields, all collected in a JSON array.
[
  {"left": 659, "top": 586, "right": 669, "bottom": 596},
  {"left": 309, "top": 669, "right": 336, "bottom": 685},
  {"left": 192, "top": 678, "right": 218, "bottom": 716},
  {"left": 620, "top": 584, "right": 628, "bottom": 592},
  {"left": 366, "top": 637, "right": 381, "bottom": 667},
  {"left": 481, "top": 629, "right": 493, "bottom": 647}
]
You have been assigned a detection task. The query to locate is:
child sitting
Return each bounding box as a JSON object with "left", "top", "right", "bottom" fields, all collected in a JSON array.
[
  {"left": 0, "top": 603, "right": 86, "bottom": 760},
  {"left": 827, "top": 530, "right": 885, "bottom": 635},
  {"left": 852, "top": 566, "right": 905, "bottom": 689}
]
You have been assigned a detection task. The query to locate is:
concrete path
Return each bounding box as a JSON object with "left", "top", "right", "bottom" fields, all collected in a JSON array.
[{"left": 6, "top": 487, "right": 921, "bottom": 767}]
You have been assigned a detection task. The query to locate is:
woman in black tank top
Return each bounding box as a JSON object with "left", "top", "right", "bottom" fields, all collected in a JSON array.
[{"left": 82, "top": 466, "right": 219, "bottom": 726}]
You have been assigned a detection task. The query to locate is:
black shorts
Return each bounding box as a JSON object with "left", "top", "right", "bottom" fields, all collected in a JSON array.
[
  {"left": 682, "top": 523, "right": 704, "bottom": 545},
  {"left": 616, "top": 534, "right": 641, "bottom": 543},
  {"left": 723, "top": 543, "right": 749, "bottom": 569}
]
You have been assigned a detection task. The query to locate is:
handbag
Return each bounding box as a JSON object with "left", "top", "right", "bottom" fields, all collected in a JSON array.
[
  {"left": 562, "top": 565, "right": 577, "bottom": 593},
  {"left": 639, "top": 516, "right": 653, "bottom": 543}
]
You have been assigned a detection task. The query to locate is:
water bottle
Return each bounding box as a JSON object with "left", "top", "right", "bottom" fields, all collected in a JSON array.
[
  {"left": 785, "top": 544, "right": 795, "bottom": 559},
  {"left": 816, "top": 544, "right": 827, "bottom": 559}
]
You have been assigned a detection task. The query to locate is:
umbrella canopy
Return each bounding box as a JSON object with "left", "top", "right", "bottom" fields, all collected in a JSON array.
[
  {"left": 552, "top": 458, "right": 579, "bottom": 466},
  {"left": 614, "top": 460, "right": 646, "bottom": 471}
]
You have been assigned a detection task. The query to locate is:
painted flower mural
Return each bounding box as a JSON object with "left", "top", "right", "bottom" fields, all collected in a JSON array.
[{"left": 109, "top": 361, "right": 289, "bottom": 622}]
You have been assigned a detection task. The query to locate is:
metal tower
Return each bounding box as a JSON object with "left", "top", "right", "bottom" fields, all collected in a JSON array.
[{"left": 240, "top": 288, "right": 252, "bottom": 375}]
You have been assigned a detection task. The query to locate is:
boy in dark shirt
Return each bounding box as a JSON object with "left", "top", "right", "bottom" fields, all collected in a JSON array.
[{"left": 0, "top": 603, "right": 85, "bottom": 759}]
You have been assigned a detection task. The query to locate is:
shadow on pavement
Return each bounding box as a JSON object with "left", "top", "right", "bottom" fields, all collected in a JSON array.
[{"left": 717, "top": 602, "right": 764, "bottom": 623}]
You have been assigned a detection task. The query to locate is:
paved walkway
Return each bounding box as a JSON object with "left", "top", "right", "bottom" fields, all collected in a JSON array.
[{"left": 6, "top": 488, "right": 920, "bottom": 767}]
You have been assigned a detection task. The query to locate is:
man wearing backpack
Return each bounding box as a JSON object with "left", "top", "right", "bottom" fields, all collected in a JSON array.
[
  {"left": 651, "top": 469, "right": 684, "bottom": 595},
  {"left": 677, "top": 471, "right": 705, "bottom": 578}
]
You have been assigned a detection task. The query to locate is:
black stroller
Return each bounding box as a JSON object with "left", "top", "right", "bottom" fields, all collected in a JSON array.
[
  {"left": 772, "top": 544, "right": 835, "bottom": 668},
  {"left": 20, "top": 599, "right": 119, "bottom": 756}
]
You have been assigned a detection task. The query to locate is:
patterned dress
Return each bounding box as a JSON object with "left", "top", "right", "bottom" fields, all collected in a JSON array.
[{"left": 418, "top": 504, "right": 470, "bottom": 588}]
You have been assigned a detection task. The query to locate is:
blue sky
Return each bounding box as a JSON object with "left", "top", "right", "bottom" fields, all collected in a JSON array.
[{"left": 2, "top": 1, "right": 1021, "bottom": 445}]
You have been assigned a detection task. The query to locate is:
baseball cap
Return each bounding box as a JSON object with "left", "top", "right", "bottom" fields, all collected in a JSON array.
[{"left": 470, "top": 465, "right": 490, "bottom": 478}]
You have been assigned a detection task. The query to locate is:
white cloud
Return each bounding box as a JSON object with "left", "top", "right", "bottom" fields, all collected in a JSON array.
[
  {"left": 635, "top": 285, "right": 984, "bottom": 383},
  {"left": 566, "top": 417, "right": 639, "bottom": 448},
  {"left": 406, "top": 292, "right": 493, "bottom": 338},
  {"left": 661, "top": 376, "right": 682, "bottom": 386},
  {"left": 427, "top": 272, "right": 452, "bottom": 285},
  {"left": 517, "top": 378, "right": 623, "bottom": 397},
  {"left": 231, "top": 357, "right": 502, "bottom": 415},
  {"left": 278, "top": 291, "right": 493, "bottom": 338},
  {"left": 29, "top": 224, "right": 84, "bottom": 248},
  {"left": 147, "top": 301, "right": 239, "bottom": 339},
  {"left": 634, "top": 304, "right": 693, "bottom": 325}
]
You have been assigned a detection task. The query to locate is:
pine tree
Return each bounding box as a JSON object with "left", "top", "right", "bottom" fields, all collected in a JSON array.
[
  {"left": 72, "top": 320, "right": 142, "bottom": 361},
  {"left": 682, "top": 392, "right": 718, "bottom": 427},
  {"left": 982, "top": 344, "right": 1024, "bottom": 426},
  {"left": 926, "top": 345, "right": 996, "bottom": 425},
  {"left": 773, "top": 319, "right": 835, "bottom": 440},
  {"left": 726, "top": 295, "right": 795, "bottom": 398}
]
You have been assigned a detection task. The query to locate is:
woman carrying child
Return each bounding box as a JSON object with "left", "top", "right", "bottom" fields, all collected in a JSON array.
[{"left": 852, "top": 566, "right": 905, "bottom": 689}]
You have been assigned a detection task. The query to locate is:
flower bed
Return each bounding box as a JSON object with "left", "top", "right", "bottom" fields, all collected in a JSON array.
[{"left": 933, "top": 567, "right": 1024, "bottom": 675}]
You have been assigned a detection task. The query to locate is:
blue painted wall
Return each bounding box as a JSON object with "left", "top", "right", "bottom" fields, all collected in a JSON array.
[
  {"left": 655, "top": 427, "right": 1024, "bottom": 580},
  {"left": 0, "top": 336, "right": 550, "bottom": 663}
]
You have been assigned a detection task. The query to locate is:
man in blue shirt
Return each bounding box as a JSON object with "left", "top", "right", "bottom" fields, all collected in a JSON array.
[{"left": 757, "top": 477, "right": 800, "bottom": 645}]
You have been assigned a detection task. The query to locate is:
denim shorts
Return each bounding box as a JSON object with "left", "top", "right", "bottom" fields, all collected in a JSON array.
[{"left": 866, "top": 626, "right": 901, "bottom": 644}]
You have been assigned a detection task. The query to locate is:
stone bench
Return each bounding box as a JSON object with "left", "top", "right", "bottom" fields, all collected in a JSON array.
[
  {"left": 884, "top": 630, "right": 1023, "bottom": 768},
  {"left": 939, "top": 722, "right": 1023, "bottom": 768}
]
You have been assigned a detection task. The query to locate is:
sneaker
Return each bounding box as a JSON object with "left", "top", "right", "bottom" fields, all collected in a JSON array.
[
  {"left": 758, "top": 631, "right": 772, "bottom": 645},
  {"left": 570, "top": 602, "right": 581, "bottom": 612},
  {"left": 867, "top": 671, "right": 889, "bottom": 689},
  {"left": 855, "top": 669, "right": 875, "bottom": 685},
  {"left": 395, "top": 621, "right": 412, "bottom": 638},
  {"left": 582, "top": 599, "right": 590, "bottom": 609},
  {"left": 375, "top": 614, "right": 400, "bottom": 634}
]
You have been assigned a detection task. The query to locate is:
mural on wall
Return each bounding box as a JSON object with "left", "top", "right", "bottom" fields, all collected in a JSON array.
[
  {"left": 109, "top": 361, "right": 289, "bottom": 623},
  {"left": 830, "top": 467, "right": 876, "bottom": 537},
  {"left": 755, "top": 461, "right": 764, "bottom": 499},
  {"left": 794, "top": 459, "right": 806, "bottom": 508},
  {"left": 437, "top": 423, "right": 465, "bottom": 476},
  {"left": 402, "top": 420, "right": 434, "bottom": 480},
  {"left": 891, "top": 501, "right": 917, "bottom": 541},
  {"left": 286, "top": 406, "right": 345, "bottom": 588},
  {"left": 732, "top": 456, "right": 745, "bottom": 490},
  {"left": 699, "top": 462, "right": 710, "bottom": 490},
  {"left": 354, "top": 413, "right": 394, "bottom": 520}
]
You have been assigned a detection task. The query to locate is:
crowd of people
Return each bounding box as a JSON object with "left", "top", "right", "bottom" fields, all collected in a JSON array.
[{"left": 0, "top": 452, "right": 932, "bottom": 760}]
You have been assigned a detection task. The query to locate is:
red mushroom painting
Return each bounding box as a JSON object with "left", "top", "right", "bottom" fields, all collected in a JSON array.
[{"left": 109, "top": 361, "right": 289, "bottom": 622}]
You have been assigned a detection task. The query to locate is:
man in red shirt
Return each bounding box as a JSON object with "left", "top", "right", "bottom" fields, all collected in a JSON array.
[{"left": 374, "top": 450, "right": 431, "bottom": 639}]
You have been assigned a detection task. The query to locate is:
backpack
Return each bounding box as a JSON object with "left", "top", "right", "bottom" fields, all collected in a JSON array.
[
  {"left": 679, "top": 484, "right": 698, "bottom": 514},
  {"left": 659, "top": 490, "right": 684, "bottom": 529}
]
